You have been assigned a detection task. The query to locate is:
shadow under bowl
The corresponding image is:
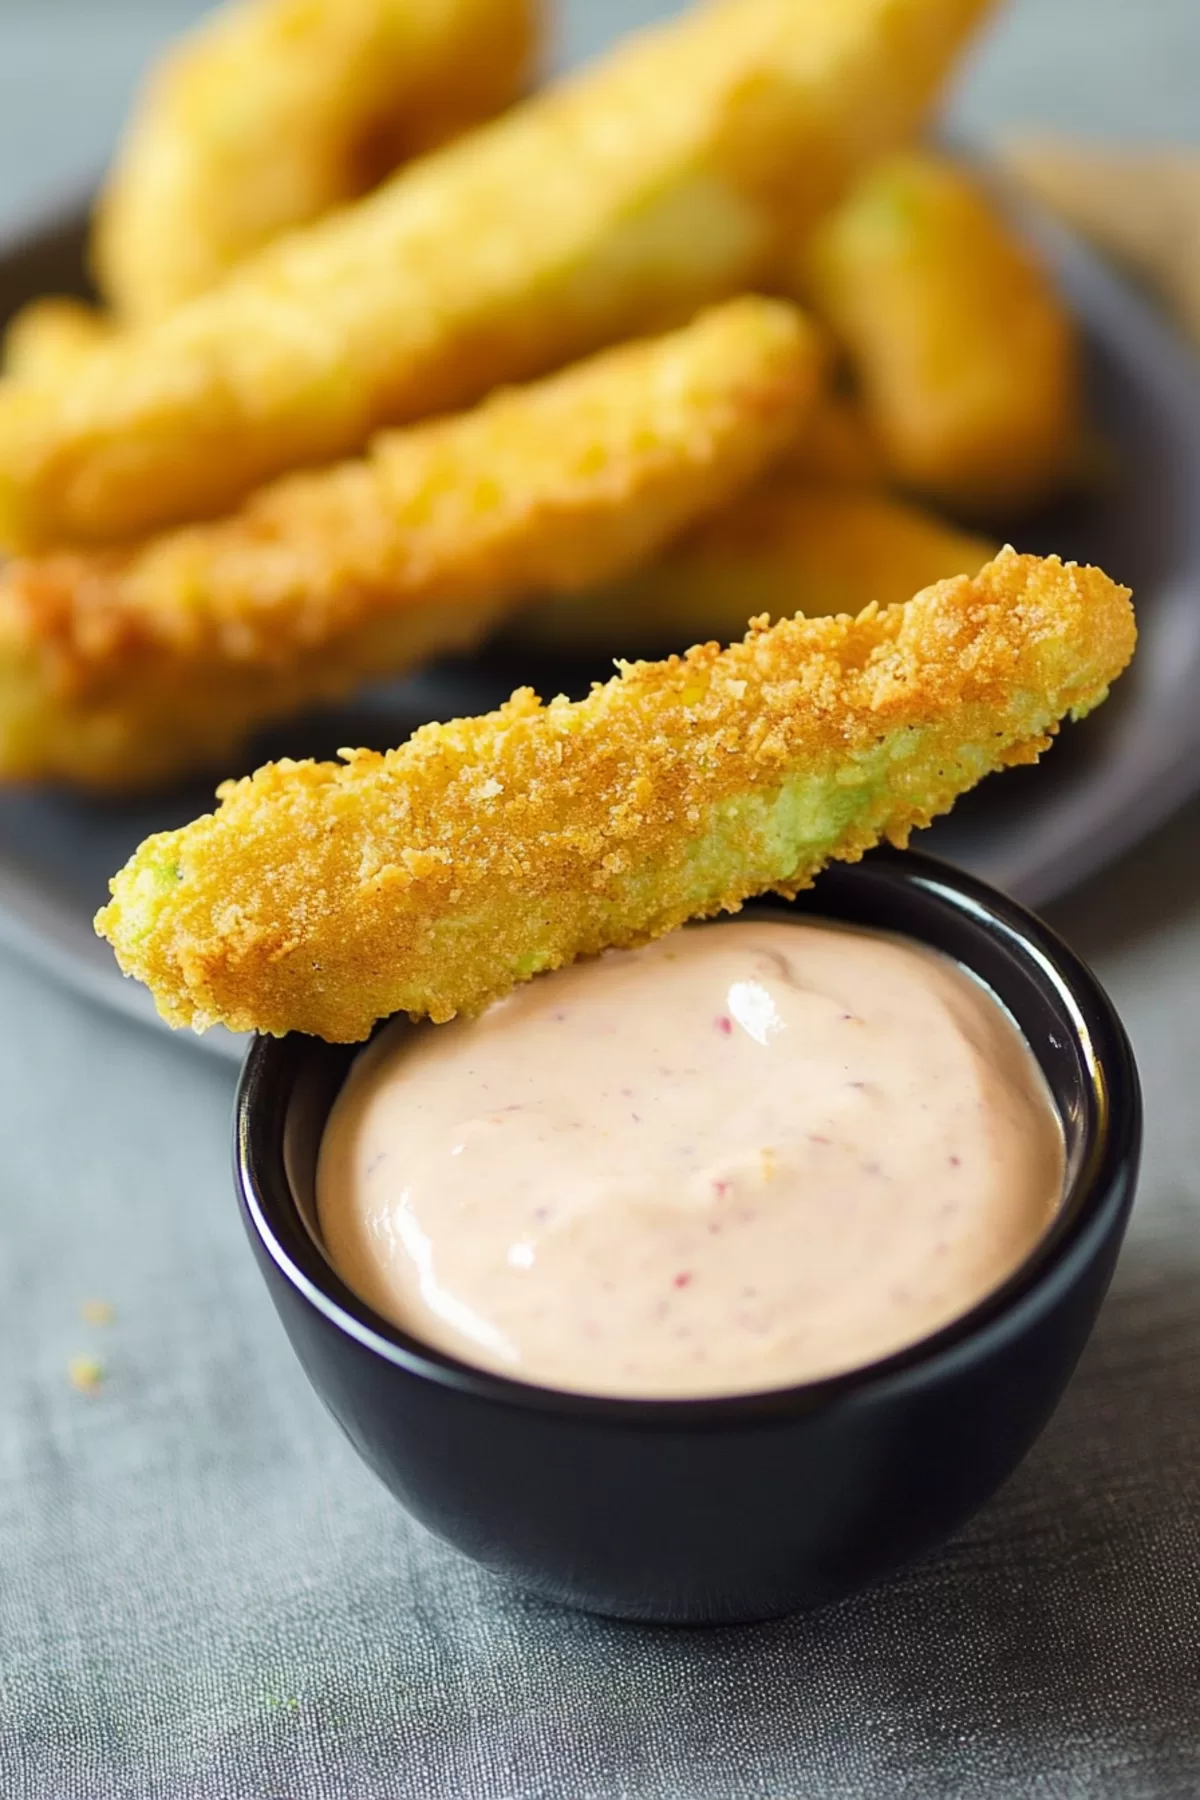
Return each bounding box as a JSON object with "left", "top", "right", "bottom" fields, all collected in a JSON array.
[{"left": 234, "top": 849, "right": 1141, "bottom": 1625}]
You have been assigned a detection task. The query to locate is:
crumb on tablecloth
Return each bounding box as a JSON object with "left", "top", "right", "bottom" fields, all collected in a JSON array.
[{"left": 67, "top": 1355, "right": 105, "bottom": 1394}]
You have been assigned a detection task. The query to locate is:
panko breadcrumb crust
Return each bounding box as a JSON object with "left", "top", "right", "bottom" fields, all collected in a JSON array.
[
  {"left": 0, "top": 0, "right": 994, "bottom": 548},
  {"left": 0, "top": 298, "right": 818, "bottom": 790},
  {"left": 97, "top": 549, "right": 1135, "bottom": 1042}
]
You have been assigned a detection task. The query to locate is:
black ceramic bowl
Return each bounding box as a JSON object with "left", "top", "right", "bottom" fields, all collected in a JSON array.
[{"left": 235, "top": 849, "right": 1141, "bottom": 1625}]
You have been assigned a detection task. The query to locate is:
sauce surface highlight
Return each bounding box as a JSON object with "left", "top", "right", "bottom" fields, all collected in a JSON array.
[{"left": 316, "top": 920, "right": 1064, "bottom": 1397}]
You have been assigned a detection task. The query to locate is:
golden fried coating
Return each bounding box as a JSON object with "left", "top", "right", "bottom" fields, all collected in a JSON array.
[
  {"left": 1, "top": 298, "right": 113, "bottom": 383},
  {"left": 0, "top": 0, "right": 995, "bottom": 550},
  {"left": 97, "top": 549, "right": 1135, "bottom": 1041},
  {"left": 515, "top": 479, "right": 995, "bottom": 653},
  {"left": 0, "top": 298, "right": 818, "bottom": 791},
  {"left": 803, "top": 150, "right": 1081, "bottom": 515},
  {"left": 1000, "top": 133, "right": 1200, "bottom": 346},
  {"left": 93, "top": 0, "right": 543, "bottom": 322}
]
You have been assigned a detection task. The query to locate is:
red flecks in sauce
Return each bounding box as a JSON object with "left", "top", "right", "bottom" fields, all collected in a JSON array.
[{"left": 317, "top": 921, "right": 1064, "bottom": 1400}]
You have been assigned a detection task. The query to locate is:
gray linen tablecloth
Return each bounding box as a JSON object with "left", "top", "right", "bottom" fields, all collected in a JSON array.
[{"left": 2, "top": 2, "right": 1199, "bottom": 1795}]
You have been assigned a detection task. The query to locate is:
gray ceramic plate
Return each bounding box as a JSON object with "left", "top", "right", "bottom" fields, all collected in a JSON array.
[{"left": 0, "top": 196, "right": 1197, "bottom": 1062}]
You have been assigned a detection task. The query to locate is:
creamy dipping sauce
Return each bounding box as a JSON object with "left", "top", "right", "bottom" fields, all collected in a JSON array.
[{"left": 316, "top": 921, "right": 1065, "bottom": 1398}]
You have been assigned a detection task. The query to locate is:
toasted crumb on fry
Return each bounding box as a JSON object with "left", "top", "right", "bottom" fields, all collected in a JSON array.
[
  {"left": 0, "top": 0, "right": 995, "bottom": 549},
  {"left": 96, "top": 550, "right": 1135, "bottom": 1043},
  {"left": 803, "top": 150, "right": 1081, "bottom": 514},
  {"left": 0, "top": 298, "right": 820, "bottom": 790},
  {"left": 93, "top": 0, "right": 544, "bottom": 322},
  {"left": 514, "top": 479, "right": 996, "bottom": 653}
]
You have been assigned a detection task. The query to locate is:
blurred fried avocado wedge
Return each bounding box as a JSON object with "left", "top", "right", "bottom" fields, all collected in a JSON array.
[
  {"left": 0, "top": 0, "right": 995, "bottom": 548},
  {"left": 93, "top": 0, "right": 544, "bottom": 322},
  {"left": 0, "top": 298, "right": 818, "bottom": 791},
  {"left": 513, "top": 479, "right": 996, "bottom": 654},
  {"left": 803, "top": 150, "right": 1081, "bottom": 515}
]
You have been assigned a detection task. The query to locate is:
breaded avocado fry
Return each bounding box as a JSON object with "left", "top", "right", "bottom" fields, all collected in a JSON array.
[
  {"left": 804, "top": 150, "right": 1081, "bottom": 515},
  {"left": 0, "top": 298, "right": 818, "bottom": 791},
  {"left": 93, "top": 0, "right": 544, "bottom": 322},
  {"left": 514, "top": 479, "right": 996, "bottom": 653},
  {"left": 97, "top": 549, "right": 1135, "bottom": 1042},
  {"left": 0, "top": 0, "right": 996, "bottom": 549}
]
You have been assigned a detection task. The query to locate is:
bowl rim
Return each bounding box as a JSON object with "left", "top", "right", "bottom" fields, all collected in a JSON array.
[{"left": 234, "top": 847, "right": 1141, "bottom": 1425}]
